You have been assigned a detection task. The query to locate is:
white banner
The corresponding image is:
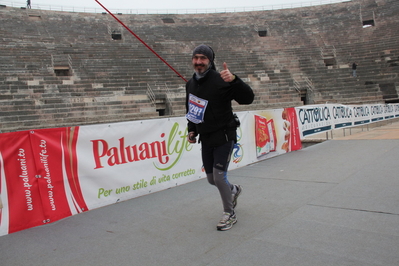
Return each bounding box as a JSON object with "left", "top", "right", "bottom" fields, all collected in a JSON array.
[
  {"left": 75, "top": 109, "right": 302, "bottom": 210},
  {"left": 296, "top": 103, "right": 399, "bottom": 138},
  {"left": 76, "top": 118, "right": 203, "bottom": 210}
]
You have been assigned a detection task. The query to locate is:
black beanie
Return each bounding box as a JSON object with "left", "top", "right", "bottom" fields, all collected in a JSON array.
[{"left": 192, "top": 44, "right": 214, "bottom": 62}]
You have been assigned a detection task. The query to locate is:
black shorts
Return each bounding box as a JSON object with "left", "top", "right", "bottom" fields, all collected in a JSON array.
[{"left": 201, "top": 140, "right": 234, "bottom": 173}]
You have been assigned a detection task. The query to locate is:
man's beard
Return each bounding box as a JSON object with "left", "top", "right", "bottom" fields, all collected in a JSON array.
[{"left": 194, "top": 62, "right": 211, "bottom": 75}]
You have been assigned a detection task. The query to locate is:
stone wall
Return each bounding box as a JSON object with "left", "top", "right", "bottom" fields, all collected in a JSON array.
[{"left": 0, "top": 0, "right": 398, "bottom": 132}]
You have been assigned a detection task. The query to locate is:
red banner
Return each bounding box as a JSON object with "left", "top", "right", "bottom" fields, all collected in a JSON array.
[
  {"left": 0, "top": 131, "right": 44, "bottom": 234},
  {"left": 282, "top": 108, "right": 302, "bottom": 152},
  {"left": 0, "top": 127, "right": 88, "bottom": 235},
  {"left": 30, "top": 127, "right": 88, "bottom": 222}
]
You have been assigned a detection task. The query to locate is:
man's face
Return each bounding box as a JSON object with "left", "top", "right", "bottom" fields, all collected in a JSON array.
[{"left": 192, "top": 54, "right": 211, "bottom": 74}]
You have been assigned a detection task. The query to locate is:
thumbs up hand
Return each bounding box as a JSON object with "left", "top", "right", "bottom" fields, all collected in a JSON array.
[{"left": 220, "top": 62, "right": 236, "bottom": 83}]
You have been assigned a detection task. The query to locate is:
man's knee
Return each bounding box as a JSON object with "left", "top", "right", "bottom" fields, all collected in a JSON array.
[{"left": 206, "top": 173, "right": 216, "bottom": 186}]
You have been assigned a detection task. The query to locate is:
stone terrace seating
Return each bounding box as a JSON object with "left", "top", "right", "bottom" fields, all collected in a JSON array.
[{"left": 0, "top": 0, "right": 398, "bottom": 132}]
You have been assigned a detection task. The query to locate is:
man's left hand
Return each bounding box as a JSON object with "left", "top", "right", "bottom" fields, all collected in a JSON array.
[{"left": 220, "top": 62, "right": 235, "bottom": 83}]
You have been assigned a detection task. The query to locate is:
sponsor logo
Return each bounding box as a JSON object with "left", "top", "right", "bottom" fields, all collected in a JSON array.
[
  {"left": 91, "top": 123, "right": 192, "bottom": 171},
  {"left": 297, "top": 106, "right": 331, "bottom": 125}
]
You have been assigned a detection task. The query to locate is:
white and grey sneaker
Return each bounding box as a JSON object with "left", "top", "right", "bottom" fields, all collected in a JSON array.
[
  {"left": 232, "top": 184, "right": 242, "bottom": 208},
  {"left": 217, "top": 211, "right": 237, "bottom": 231}
]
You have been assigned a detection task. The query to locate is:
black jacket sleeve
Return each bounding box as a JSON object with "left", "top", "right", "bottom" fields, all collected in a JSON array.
[{"left": 230, "top": 75, "right": 254, "bottom": 105}]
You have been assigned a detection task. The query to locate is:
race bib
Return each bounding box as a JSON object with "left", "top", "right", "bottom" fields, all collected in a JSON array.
[{"left": 186, "top": 93, "right": 208, "bottom": 124}]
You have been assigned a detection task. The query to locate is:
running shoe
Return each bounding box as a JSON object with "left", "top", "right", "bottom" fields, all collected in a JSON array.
[{"left": 217, "top": 211, "right": 237, "bottom": 231}]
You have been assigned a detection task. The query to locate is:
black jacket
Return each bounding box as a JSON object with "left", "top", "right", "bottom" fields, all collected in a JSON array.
[{"left": 186, "top": 69, "right": 254, "bottom": 146}]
